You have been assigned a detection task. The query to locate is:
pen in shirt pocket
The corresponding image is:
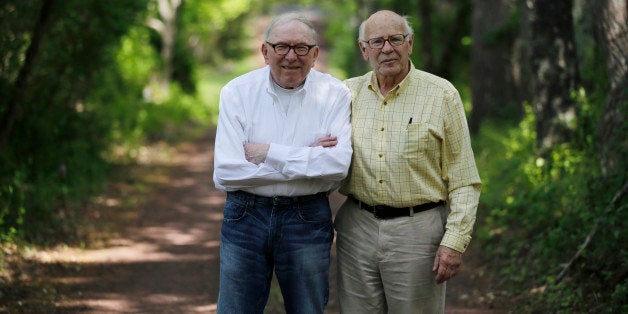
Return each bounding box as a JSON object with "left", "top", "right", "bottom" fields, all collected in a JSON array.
[{"left": 406, "top": 117, "right": 413, "bottom": 129}]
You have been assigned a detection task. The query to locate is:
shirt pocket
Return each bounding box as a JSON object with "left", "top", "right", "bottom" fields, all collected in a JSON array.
[{"left": 404, "top": 122, "right": 429, "bottom": 156}]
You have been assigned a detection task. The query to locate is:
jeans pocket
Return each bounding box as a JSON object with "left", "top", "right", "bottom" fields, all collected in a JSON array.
[{"left": 223, "top": 200, "right": 247, "bottom": 222}]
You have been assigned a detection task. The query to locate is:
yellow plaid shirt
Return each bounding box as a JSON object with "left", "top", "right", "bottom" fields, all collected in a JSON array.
[{"left": 340, "top": 66, "right": 481, "bottom": 253}]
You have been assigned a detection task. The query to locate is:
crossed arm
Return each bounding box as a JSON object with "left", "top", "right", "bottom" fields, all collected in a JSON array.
[{"left": 244, "top": 135, "right": 338, "bottom": 165}]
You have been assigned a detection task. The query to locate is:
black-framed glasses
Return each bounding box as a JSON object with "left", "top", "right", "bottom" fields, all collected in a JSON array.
[
  {"left": 362, "top": 34, "right": 410, "bottom": 49},
  {"left": 265, "top": 42, "right": 316, "bottom": 56}
]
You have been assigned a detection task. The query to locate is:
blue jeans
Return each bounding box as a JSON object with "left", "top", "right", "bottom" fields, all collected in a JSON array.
[{"left": 217, "top": 190, "right": 334, "bottom": 314}]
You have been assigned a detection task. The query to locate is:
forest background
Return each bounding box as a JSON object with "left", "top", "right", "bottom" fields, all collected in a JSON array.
[{"left": 1, "top": 0, "right": 626, "bottom": 312}]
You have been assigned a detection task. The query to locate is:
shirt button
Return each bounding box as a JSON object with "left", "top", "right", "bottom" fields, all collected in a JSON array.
[
  {"left": 383, "top": 101, "right": 387, "bottom": 105},
  {"left": 378, "top": 179, "right": 383, "bottom": 183},
  {"left": 379, "top": 154, "right": 383, "bottom": 158},
  {"left": 380, "top": 127, "right": 384, "bottom": 131}
]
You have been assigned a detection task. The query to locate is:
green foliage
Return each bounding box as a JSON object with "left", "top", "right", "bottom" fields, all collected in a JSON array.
[
  {"left": 470, "top": 1, "right": 626, "bottom": 310},
  {"left": 195, "top": 63, "right": 255, "bottom": 126},
  {"left": 92, "top": 26, "right": 218, "bottom": 156},
  {"left": 318, "top": 0, "right": 363, "bottom": 79},
  {"left": 0, "top": 0, "right": 150, "bottom": 243},
  {"left": 179, "top": 0, "right": 254, "bottom": 64},
  {"left": 1, "top": 0, "right": 256, "bottom": 245},
  {"left": 475, "top": 96, "right": 626, "bottom": 311}
]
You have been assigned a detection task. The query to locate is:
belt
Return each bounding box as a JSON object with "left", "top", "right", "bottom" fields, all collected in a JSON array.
[
  {"left": 228, "top": 190, "right": 328, "bottom": 205},
  {"left": 349, "top": 195, "right": 444, "bottom": 219}
]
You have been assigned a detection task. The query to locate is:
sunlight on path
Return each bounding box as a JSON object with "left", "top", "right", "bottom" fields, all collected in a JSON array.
[
  {"left": 18, "top": 132, "right": 223, "bottom": 313},
  {"left": 31, "top": 236, "right": 220, "bottom": 264}
]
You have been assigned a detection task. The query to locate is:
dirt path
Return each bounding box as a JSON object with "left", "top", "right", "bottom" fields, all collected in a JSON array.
[{"left": 9, "top": 130, "right": 502, "bottom": 313}]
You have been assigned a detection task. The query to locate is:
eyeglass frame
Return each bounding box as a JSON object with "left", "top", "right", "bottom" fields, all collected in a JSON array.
[
  {"left": 265, "top": 42, "right": 317, "bottom": 56},
  {"left": 361, "top": 34, "right": 411, "bottom": 49}
]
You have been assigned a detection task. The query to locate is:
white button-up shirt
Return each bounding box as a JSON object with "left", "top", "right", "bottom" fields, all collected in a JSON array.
[{"left": 213, "top": 66, "right": 352, "bottom": 197}]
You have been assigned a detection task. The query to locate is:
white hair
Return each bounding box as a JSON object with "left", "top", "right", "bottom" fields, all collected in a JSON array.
[
  {"left": 358, "top": 14, "right": 414, "bottom": 41},
  {"left": 264, "top": 12, "right": 318, "bottom": 44}
]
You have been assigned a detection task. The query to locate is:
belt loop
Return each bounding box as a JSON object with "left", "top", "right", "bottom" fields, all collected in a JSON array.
[{"left": 409, "top": 206, "right": 414, "bottom": 217}]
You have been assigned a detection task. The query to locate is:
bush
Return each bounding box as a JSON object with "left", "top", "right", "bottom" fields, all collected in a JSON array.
[
  {"left": 475, "top": 101, "right": 626, "bottom": 312},
  {"left": 0, "top": 0, "right": 149, "bottom": 244}
]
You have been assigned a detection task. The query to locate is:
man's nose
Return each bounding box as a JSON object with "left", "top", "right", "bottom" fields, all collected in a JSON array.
[
  {"left": 284, "top": 47, "right": 299, "bottom": 59},
  {"left": 381, "top": 40, "right": 395, "bottom": 52}
]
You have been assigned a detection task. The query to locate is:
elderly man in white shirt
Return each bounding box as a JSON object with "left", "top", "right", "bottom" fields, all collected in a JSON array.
[{"left": 212, "top": 12, "right": 352, "bottom": 314}]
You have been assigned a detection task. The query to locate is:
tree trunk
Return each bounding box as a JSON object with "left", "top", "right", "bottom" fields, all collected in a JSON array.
[
  {"left": 526, "top": 0, "right": 579, "bottom": 152},
  {"left": 436, "top": 0, "right": 471, "bottom": 79},
  {"left": 147, "top": 0, "right": 182, "bottom": 88},
  {"left": 418, "top": 0, "right": 434, "bottom": 73},
  {"left": 0, "top": 0, "right": 55, "bottom": 149},
  {"left": 592, "top": 0, "right": 627, "bottom": 176},
  {"left": 469, "top": 0, "right": 520, "bottom": 134}
]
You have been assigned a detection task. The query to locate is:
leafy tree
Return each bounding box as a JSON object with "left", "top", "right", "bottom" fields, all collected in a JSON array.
[
  {"left": 0, "top": 0, "right": 54, "bottom": 149},
  {"left": 472, "top": 0, "right": 626, "bottom": 310},
  {"left": 178, "top": 0, "right": 254, "bottom": 65},
  {"left": 146, "top": 0, "right": 184, "bottom": 88},
  {"left": 0, "top": 0, "right": 149, "bottom": 242}
]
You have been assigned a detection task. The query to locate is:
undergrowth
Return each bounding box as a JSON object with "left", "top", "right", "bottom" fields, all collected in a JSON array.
[{"left": 474, "top": 101, "right": 626, "bottom": 312}]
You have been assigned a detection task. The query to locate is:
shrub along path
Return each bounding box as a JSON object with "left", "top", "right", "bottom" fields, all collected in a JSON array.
[{"left": 2, "top": 129, "right": 504, "bottom": 313}]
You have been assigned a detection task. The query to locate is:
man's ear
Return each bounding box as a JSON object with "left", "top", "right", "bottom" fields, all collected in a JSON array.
[
  {"left": 359, "top": 41, "right": 369, "bottom": 61},
  {"left": 310, "top": 46, "right": 320, "bottom": 68},
  {"left": 261, "top": 43, "right": 270, "bottom": 65}
]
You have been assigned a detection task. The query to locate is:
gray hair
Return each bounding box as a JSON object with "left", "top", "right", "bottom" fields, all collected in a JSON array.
[
  {"left": 358, "top": 14, "right": 414, "bottom": 41},
  {"left": 264, "top": 12, "right": 318, "bottom": 45}
]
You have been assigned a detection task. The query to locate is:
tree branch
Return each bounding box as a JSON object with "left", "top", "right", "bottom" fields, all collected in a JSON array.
[
  {"left": 0, "top": 0, "right": 55, "bottom": 148},
  {"left": 554, "top": 182, "right": 628, "bottom": 284},
  {"left": 147, "top": 17, "right": 166, "bottom": 34}
]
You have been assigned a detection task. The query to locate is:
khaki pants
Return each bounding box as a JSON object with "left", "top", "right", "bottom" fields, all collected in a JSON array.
[{"left": 334, "top": 199, "right": 447, "bottom": 314}]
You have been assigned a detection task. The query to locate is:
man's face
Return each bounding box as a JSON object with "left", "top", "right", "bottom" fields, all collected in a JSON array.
[
  {"left": 360, "top": 13, "right": 413, "bottom": 82},
  {"left": 262, "top": 20, "right": 318, "bottom": 89}
]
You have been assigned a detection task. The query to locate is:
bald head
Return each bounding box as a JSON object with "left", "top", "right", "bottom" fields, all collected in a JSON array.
[
  {"left": 358, "top": 10, "right": 413, "bottom": 41},
  {"left": 356, "top": 10, "right": 415, "bottom": 93}
]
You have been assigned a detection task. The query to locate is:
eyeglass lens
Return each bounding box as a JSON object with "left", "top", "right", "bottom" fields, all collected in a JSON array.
[
  {"left": 273, "top": 44, "right": 311, "bottom": 56},
  {"left": 367, "top": 34, "right": 407, "bottom": 48}
]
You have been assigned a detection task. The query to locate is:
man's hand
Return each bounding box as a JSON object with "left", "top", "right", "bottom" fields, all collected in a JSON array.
[
  {"left": 244, "top": 143, "right": 270, "bottom": 165},
  {"left": 310, "top": 134, "right": 338, "bottom": 148},
  {"left": 433, "top": 245, "right": 462, "bottom": 284}
]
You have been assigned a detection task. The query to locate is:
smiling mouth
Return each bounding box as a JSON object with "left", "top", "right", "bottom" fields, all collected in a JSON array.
[{"left": 380, "top": 58, "right": 397, "bottom": 64}]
